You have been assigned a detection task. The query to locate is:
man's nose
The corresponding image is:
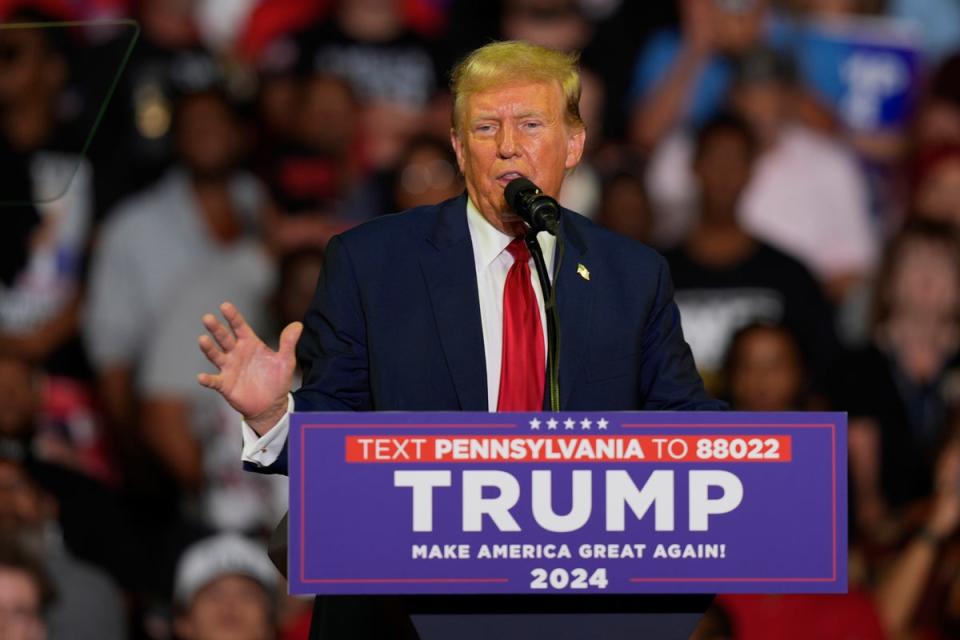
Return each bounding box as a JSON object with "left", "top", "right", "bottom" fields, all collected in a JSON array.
[{"left": 496, "top": 125, "right": 520, "bottom": 158}]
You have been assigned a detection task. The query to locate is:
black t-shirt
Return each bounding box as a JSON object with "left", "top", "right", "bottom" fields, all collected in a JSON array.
[
  {"left": 296, "top": 23, "right": 442, "bottom": 109},
  {"left": 665, "top": 241, "right": 837, "bottom": 388}
]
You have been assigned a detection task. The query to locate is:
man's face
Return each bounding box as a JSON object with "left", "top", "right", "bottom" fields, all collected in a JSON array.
[
  {"left": 0, "top": 29, "right": 62, "bottom": 109},
  {"left": 0, "top": 29, "right": 66, "bottom": 152},
  {"left": 451, "top": 81, "right": 585, "bottom": 235},
  {"left": 730, "top": 329, "right": 802, "bottom": 411},
  {"left": 0, "top": 568, "right": 45, "bottom": 640},
  {"left": 694, "top": 129, "right": 754, "bottom": 214},
  {"left": 889, "top": 240, "right": 960, "bottom": 319},
  {"left": 175, "top": 94, "right": 245, "bottom": 181},
  {"left": 176, "top": 575, "right": 273, "bottom": 640},
  {"left": 731, "top": 83, "right": 790, "bottom": 146}
]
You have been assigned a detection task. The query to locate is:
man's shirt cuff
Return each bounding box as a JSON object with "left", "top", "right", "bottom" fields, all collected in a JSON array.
[{"left": 240, "top": 394, "right": 293, "bottom": 467}]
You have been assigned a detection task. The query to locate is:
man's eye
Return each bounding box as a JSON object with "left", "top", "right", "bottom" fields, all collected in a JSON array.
[
  {"left": 522, "top": 121, "right": 543, "bottom": 130},
  {"left": 476, "top": 124, "right": 495, "bottom": 133}
]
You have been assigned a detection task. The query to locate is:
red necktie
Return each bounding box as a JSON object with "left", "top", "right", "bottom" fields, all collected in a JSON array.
[{"left": 497, "top": 238, "right": 545, "bottom": 411}]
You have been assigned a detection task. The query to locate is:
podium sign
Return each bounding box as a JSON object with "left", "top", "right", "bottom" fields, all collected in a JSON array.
[{"left": 288, "top": 412, "right": 846, "bottom": 595}]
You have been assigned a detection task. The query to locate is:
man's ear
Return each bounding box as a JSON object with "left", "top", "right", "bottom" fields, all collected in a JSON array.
[
  {"left": 450, "top": 128, "right": 467, "bottom": 174},
  {"left": 565, "top": 127, "right": 586, "bottom": 170}
]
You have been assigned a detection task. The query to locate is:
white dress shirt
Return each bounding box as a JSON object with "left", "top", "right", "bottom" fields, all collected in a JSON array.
[{"left": 242, "top": 198, "right": 555, "bottom": 467}]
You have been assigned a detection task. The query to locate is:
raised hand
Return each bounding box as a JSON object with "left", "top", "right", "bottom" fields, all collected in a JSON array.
[{"left": 197, "top": 301, "right": 302, "bottom": 434}]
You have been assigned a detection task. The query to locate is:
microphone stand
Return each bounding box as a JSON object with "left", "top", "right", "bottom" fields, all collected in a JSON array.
[{"left": 524, "top": 228, "right": 564, "bottom": 412}]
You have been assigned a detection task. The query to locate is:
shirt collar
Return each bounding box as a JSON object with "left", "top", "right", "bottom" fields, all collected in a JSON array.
[
  {"left": 466, "top": 197, "right": 513, "bottom": 272},
  {"left": 465, "top": 196, "right": 556, "bottom": 274}
]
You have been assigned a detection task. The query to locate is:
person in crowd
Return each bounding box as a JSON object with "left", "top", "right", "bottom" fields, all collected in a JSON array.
[
  {"left": 260, "top": 71, "right": 367, "bottom": 248},
  {"left": 172, "top": 534, "right": 279, "bottom": 640},
  {"left": 910, "top": 145, "right": 960, "bottom": 230},
  {"left": 720, "top": 322, "right": 809, "bottom": 411},
  {"left": 0, "top": 536, "right": 55, "bottom": 640},
  {"left": 837, "top": 222, "right": 960, "bottom": 534},
  {"left": 912, "top": 52, "right": 960, "bottom": 148},
  {"left": 137, "top": 237, "right": 286, "bottom": 533},
  {"left": 0, "top": 457, "right": 126, "bottom": 640},
  {"left": 712, "top": 320, "right": 886, "bottom": 638},
  {"left": 0, "top": 12, "right": 94, "bottom": 380},
  {"left": 873, "top": 427, "right": 960, "bottom": 637},
  {"left": 500, "top": 0, "right": 594, "bottom": 60},
  {"left": 648, "top": 46, "right": 877, "bottom": 300},
  {"left": 84, "top": 80, "right": 263, "bottom": 433},
  {"left": 628, "top": 0, "right": 770, "bottom": 152},
  {"left": 663, "top": 111, "right": 837, "bottom": 392},
  {"left": 289, "top": 0, "right": 440, "bottom": 171},
  {"left": 390, "top": 135, "right": 464, "bottom": 212},
  {"left": 89, "top": 0, "right": 215, "bottom": 213},
  {"left": 0, "top": 354, "right": 134, "bottom": 584},
  {"left": 595, "top": 170, "right": 652, "bottom": 244}
]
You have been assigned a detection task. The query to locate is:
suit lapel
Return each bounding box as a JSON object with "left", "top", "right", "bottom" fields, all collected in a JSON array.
[
  {"left": 419, "top": 195, "right": 488, "bottom": 411},
  {"left": 555, "top": 214, "right": 594, "bottom": 409}
]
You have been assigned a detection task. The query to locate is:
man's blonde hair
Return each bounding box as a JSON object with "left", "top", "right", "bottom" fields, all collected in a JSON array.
[{"left": 450, "top": 41, "right": 583, "bottom": 133}]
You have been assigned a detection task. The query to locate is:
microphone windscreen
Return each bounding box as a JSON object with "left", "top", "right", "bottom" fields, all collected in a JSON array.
[{"left": 504, "top": 177, "right": 536, "bottom": 210}]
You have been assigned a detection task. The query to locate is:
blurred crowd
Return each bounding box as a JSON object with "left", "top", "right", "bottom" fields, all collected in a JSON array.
[{"left": 2, "top": 0, "right": 960, "bottom": 638}]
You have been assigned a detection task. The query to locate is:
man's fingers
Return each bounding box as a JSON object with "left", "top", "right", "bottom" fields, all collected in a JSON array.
[
  {"left": 196, "top": 371, "right": 222, "bottom": 391},
  {"left": 203, "top": 313, "right": 236, "bottom": 351},
  {"left": 220, "top": 301, "right": 253, "bottom": 340},
  {"left": 278, "top": 321, "right": 304, "bottom": 358},
  {"left": 198, "top": 334, "right": 227, "bottom": 368}
]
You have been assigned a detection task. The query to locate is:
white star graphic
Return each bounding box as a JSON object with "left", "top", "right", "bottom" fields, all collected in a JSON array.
[
  {"left": 564, "top": 418, "right": 576, "bottom": 430},
  {"left": 580, "top": 418, "right": 592, "bottom": 430},
  {"left": 546, "top": 418, "right": 558, "bottom": 430},
  {"left": 529, "top": 418, "right": 541, "bottom": 430},
  {"left": 597, "top": 418, "right": 609, "bottom": 430}
]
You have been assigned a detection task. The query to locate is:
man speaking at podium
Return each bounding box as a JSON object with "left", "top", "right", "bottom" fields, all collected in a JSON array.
[{"left": 198, "top": 41, "right": 722, "bottom": 639}]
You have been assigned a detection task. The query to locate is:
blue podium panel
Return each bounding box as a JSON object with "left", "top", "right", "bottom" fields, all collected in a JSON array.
[{"left": 289, "top": 411, "right": 846, "bottom": 597}]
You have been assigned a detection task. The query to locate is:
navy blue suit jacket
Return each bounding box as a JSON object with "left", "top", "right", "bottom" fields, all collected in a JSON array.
[{"left": 253, "top": 194, "right": 721, "bottom": 475}]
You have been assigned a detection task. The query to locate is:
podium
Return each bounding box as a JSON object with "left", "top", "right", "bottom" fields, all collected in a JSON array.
[{"left": 284, "top": 411, "right": 847, "bottom": 639}]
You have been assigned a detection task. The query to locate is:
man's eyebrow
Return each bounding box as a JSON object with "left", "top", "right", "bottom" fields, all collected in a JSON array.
[{"left": 469, "top": 109, "right": 549, "bottom": 122}]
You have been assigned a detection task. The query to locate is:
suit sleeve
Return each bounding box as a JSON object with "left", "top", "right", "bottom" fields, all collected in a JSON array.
[
  {"left": 638, "top": 255, "right": 726, "bottom": 411},
  {"left": 245, "top": 235, "right": 373, "bottom": 476}
]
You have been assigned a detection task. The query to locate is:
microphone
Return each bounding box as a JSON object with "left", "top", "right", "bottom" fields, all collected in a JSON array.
[{"left": 504, "top": 178, "right": 561, "bottom": 235}]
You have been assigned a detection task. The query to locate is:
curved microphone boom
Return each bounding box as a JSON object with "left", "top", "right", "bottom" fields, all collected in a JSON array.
[{"left": 504, "top": 178, "right": 561, "bottom": 235}]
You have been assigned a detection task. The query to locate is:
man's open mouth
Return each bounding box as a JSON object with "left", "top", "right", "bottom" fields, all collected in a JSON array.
[{"left": 496, "top": 171, "right": 526, "bottom": 186}]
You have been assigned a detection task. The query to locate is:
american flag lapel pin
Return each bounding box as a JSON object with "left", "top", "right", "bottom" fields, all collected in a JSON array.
[{"left": 577, "top": 263, "right": 590, "bottom": 281}]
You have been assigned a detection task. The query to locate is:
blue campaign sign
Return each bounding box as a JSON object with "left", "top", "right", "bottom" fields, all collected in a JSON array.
[
  {"left": 288, "top": 412, "right": 847, "bottom": 595},
  {"left": 788, "top": 16, "right": 922, "bottom": 132}
]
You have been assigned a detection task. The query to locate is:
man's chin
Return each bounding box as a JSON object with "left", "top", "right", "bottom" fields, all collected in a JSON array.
[{"left": 500, "top": 216, "right": 528, "bottom": 237}]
